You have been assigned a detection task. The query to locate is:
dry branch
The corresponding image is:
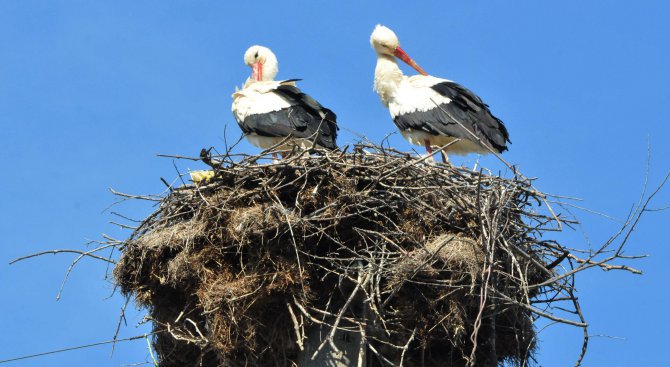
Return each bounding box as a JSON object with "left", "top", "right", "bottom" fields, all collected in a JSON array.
[{"left": 91, "top": 144, "right": 657, "bottom": 366}]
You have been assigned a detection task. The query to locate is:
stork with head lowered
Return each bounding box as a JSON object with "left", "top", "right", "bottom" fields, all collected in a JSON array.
[
  {"left": 370, "top": 25, "right": 510, "bottom": 162},
  {"left": 232, "top": 45, "right": 339, "bottom": 159}
]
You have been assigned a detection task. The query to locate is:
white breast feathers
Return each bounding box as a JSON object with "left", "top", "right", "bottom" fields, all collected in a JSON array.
[
  {"left": 232, "top": 81, "right": 292, "bottom": 122},
  {"left": 388, "top": 75, "right": 453, "bottom": 118}
]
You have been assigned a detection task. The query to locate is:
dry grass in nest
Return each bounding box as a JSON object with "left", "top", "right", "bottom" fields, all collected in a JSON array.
[{"left": 110, "top": 143, "right": 650, "bottom": 367}]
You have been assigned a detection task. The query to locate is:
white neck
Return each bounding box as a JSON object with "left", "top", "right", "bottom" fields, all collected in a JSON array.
[
  {"left": 261, "top": 58, "right": 279, "bottom": 81},
  {"left": 373, "top": 54, "right": 404, "bottom": 107}
]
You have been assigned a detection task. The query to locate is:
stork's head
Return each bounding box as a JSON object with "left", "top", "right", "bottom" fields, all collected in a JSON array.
[
  {"left": 370, "top": 25, "right": 400, "bottom": 56},
  {"left": 370, "top": 25, "right": 427, "bottom": 76},
  {"left": 244, "top": 45, "right": 279, "bottom": 82}
]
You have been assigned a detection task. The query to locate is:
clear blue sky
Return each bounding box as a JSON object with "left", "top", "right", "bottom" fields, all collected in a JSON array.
[{"left": 1, "top": 1, "right": 668, "bottom": 366}]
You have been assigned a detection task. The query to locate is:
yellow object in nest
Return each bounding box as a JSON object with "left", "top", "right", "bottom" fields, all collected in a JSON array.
[{"left": 189, "top": 170, "right": 215, "bottom": 184}]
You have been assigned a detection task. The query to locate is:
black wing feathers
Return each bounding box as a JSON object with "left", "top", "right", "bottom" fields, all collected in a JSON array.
[
  {"left": 274, "top": 84, "right": 338, "bottom": 122},
  {"left": 430, "top": 81, "right": 510, "bottom": 152},
  {"left": 239, "top": 84, "right": 338, "bottom": 150},
  {"left": 393, "top": 81, "right": 509, "bottom": 153}
]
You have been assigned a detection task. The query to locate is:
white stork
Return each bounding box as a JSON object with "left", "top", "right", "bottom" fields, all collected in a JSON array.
[
  {"left": 232, "top": 46, "right": 338, "bottom": 158},
  {"left": 369, "top": 25, "right": 510, "bottom": 162}
]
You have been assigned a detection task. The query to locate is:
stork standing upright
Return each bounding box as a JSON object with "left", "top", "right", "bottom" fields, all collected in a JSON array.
[
  {"left": 232, "top": 46, "right": 338, "bottom": 158},
  {"left": 369, "top": 25, "right": 510, "bottom": 162}
]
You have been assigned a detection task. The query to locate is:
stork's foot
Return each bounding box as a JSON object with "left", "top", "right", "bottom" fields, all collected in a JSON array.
[
  {"left": 420, "top": 153, "right": 438, "bottom": 165},
  {"left": 422, "top": 139, "right": 438, "bottom": 165}
]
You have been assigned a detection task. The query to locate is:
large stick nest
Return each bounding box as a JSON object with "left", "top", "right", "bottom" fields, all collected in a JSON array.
[{"left": 113, "top": 144, "right": 631, "bottom": 367}]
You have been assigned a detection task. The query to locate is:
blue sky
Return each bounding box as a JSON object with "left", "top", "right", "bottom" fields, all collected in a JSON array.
[{"left": 1, "top": 1, "right": 669, "bottom": 366}]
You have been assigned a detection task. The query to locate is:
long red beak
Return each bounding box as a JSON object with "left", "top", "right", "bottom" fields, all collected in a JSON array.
[
  {"left": 393, "top": 46, "right": 428, "bottom": 76},
  {"left": 252, "top": 61, "right": 263, "bottom": 81}
]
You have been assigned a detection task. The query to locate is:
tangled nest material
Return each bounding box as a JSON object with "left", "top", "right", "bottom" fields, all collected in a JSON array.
[{"left": 112, "top": 143, "right": 646, "bottom": 367}]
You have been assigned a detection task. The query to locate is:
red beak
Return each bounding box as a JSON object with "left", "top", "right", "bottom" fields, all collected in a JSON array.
[
  {"left": 393, "top": 46, "right": 428, "bottom": 76},
  {"left": 252, "top": 61, "right": 263, "bottom": 81}
]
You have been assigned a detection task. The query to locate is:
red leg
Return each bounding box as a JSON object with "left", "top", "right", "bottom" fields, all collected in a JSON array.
[{"left": 424, "top": 140, "right": 433, "bottom": 156}]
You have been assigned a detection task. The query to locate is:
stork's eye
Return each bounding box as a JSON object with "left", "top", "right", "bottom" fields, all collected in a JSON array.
[{"left": 254, "top": 51, "right": 259, "bottom": 58}]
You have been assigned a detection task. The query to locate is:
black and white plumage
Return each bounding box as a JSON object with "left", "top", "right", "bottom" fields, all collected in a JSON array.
[
  {"left": 370, "top": 25, "right": 510, "bottom": 160},
  {"left": 232, "top": 46, "right": 338, "bottom": 152}
]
